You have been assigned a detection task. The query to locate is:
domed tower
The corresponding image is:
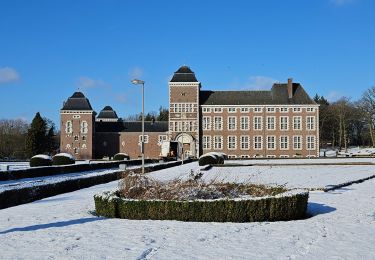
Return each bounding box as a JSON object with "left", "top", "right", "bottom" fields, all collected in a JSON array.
[
  {"left": 60, "top": 92, "right": 95, "bottom": 159},
  {"left": 96, "top": 106, "right": 119, "bottom": 122},
  {"left": 169, "top": 66, "right": 200, "bottom": 157}
]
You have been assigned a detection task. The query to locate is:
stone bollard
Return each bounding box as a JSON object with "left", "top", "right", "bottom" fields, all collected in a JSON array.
[{"left": 119, "top": 164, "right": 127, "bottom": 171}]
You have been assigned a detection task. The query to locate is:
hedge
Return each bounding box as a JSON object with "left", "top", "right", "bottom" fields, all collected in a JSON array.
[
  {"left": 30, "top": 156, "right": 52, "bottom": 167},
  {"left": 199, "top": 153, "right": 225, "bottom": 166},
  {"left": 0, "top": 158, "right": 158, "bottom": 181},
  {"left": 113, "top": 153, "right": 130, "bottom": 161},
  {"left": 52, "top": 154, "right": 75, "bottom": 165},
  {"left": 94, "top": 190, "right": 309, "bottom": 222}
]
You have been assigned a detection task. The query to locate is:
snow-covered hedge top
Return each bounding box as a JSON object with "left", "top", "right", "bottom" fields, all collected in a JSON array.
[
  {"left": 115, "top": 153, "right": 129, "bottom": 156},
  {"left": 31, "top": 154, "right": 52, "bottom": 160},
  {"left": 54, "top": 153, "right": 75, "bottom": 160},
  {"left": 199, "top": 152, "right": 225, "bottom": 159}
]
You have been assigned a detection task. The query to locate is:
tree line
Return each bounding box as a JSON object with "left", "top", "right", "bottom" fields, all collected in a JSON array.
[
  {"left": 0, "top": 112, "right": 59, "bottom": 160},
  {"left": 316, "top": 86, "right": 375, "bottom": 150}
]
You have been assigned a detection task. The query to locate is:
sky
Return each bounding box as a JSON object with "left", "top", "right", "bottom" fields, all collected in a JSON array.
[{"left": 1, "top": 0, "right": 375, "bottom": 128}]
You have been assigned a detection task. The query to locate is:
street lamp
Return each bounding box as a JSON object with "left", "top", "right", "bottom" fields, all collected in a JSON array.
[{"left": 131, "top": 79, "right": 145, "bottom": 174}]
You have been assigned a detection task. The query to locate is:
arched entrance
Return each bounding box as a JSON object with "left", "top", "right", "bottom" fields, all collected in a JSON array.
[{"left": 175, "top": 133, "right": 196, "bottom": 158}]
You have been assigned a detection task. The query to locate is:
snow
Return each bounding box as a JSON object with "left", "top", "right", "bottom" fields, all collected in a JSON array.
[
  {"left": 0, "top": 160, "right": 375, "bottom": 259},
  {"left": 31, "top": 154, "right": 52, "bottom": 160}
]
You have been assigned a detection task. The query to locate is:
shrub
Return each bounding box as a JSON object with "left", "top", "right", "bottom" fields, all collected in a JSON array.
[
  {"left": 199, "top": 152, "right": 225, "bottom": 166},
  {"left": 113, "top": 153, "right": 130, "bottom": 161},
  {"left": 52, "top": 153, "right": 75, "bottom": 165},
  {"left": 30, "top": 155, "right": 52, "bottom": 167}
]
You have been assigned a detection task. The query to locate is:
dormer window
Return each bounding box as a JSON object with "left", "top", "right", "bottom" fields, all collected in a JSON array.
[{"left": 65, "top": 121, "right": 72, "bottom": 134}]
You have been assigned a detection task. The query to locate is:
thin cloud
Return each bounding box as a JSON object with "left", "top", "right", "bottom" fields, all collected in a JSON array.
[
  {"left": 0, "top": 67, "right": 20, "bottom": 84},
  {"left": 128, "top": 67, "right": 143, "bottom": 80},
  {"left": 330, "top": 0, "right": 355, "bottom": 6},
  {"left": 230, "top": 76, "right": 278, "bottom": 90},
  {"left": 76, "top": 76, "right": 109, "bottom": 90}
]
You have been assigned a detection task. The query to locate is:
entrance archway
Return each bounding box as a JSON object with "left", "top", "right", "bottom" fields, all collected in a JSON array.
[{"left": 175, "top": 133, "right": 196, "bottom": 158}]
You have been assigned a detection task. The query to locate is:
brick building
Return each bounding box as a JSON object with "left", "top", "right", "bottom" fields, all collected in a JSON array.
[{"left": 60, "top": 66, "right": 319, "bottom": 159}]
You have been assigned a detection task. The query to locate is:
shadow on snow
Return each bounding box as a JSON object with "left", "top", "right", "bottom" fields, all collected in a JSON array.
[
  {"left": 0, "top": 217, "right": 104, "bottom": 235},
  {"left": 307, "top": 202, "right": 336, "bottom": 217}
]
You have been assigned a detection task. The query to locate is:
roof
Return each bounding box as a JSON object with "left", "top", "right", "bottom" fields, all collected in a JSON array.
[
  {"left": 200, "top": 83, "right": 316, "bottom": 105},
  {"left": 97, "top": 106, "right": 119, "bottom": 119},
  {"left": 170, "top": 66, "right": 199, "bottom": 82},
  {"left": 95, "top": 121, "right": 168, "bottom": 133},
  {"left": 61, "top": 92, "right": 93, "bottom": 110}
]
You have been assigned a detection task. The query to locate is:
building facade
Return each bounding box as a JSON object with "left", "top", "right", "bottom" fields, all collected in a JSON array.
[{"left": 60, "top": 66, "right": 319, "bottom": 159}]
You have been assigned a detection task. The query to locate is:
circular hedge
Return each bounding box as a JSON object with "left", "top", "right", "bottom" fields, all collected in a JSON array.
[
  {"left": 199, "top": 152, "right": 225, "bottom": 166},
  {"left": 113, "top": 153, "right": 130, "bottom": 161},
  {"left": 52, "top": 153, "right": 75, "bottom": 165},
  {"left": 30, "top": 155, "right": 52, "bottom": 167},
  {"left": 94, "top": 190, "right": 309, "bottom": 222}
]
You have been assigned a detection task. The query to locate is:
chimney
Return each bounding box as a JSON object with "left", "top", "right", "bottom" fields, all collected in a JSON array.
[{"left": 287, "top": 78, "right": 293, "bottom": 99}]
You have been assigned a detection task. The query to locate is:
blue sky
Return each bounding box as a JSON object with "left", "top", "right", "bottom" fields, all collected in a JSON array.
[{"left": 1, "top": 0, "right": 374, "bottom": 127}]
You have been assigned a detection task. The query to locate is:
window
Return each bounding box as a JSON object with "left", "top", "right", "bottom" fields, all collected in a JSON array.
[
  {"left": 73, "top": 115, "right": 80, "bottom": 119},
  {"left": 307, "top": 136, "right": 315, "bottom": 150},
  {"left": 280, "top": 116, "right": 289, "bottom": 130},
  {"left": 293, "top": 136, "right": 302, "bottom": 150},
  {"left": 228, "top": 116, "right": 237, "bottom": 130},
  {"left": 139, "top": 135, "right": 149, "bottom": 143},
  {"left": 228, "top": 155, "right": 237, "bottom": 159},
  {"left": 240, "top": 116, "right": 249, "bottom": 130},
  {"left": 81, "top": 121, "right": 88, "bottom": 134},
  {"left": 65, "top": 121, "right": 72, "bottom": 134},
  {"left": 254, "top": 107, "right": 262, "bottom": 113},
  {"left": 267, "top": 107, "right": 275, "bottom": 113},
  {"left": 280, "top": 107, "right": 288, "bottom": 113},
  {"left": 214, "top": 116, "right": 223, "bottom": 130},
  {"left": 228, "top": 107, "right": 236, "bottom": 113},
  {"left": 74, "top": 147, "right": 78, "bottom": 154},
  {"left": 227, "top": 136, "right": 237, "bottom": 150},
  {"left": 158, "top": 135, "right": 168, "bottom": 143},
  {"left": 74, "top": 135, "right": 79, "bottom": 141},
  {"left": 306, "top": 107, "right": 315, "bottom": 112},
  {"left": 202, "top": 107, "right": 211, "bottom": 113},
  {"left": 267, "top": 136, "right": 276, "bottom": 150},
  {"left": 82, "top": 144, "right": 87, "bottom": 149},
  {"left": 280, "top": 155, "right": 289, "bottom": 158},
  {"left": 254, "top": 136, "right": 263, "bottom": 150},
  {"left": 214, "top": 136, "right": 223, "bottom": 150},
  {"left": 253, "top": 116, "right": 262, "bottom": 130},
  {"left": 241, "top": 155, "right": 250, "bottom": 158},
  {"left": 203, "top": 116, "right": 211, "bottom": 130},
  {"left": 82, "top": 136, "right": 86, "bottom": 141},
  {"left": 66, "top": 144, "right": 71, "bottom": 149},
  {"left": 240, "top": 135, "right": 250, "bottom": 150},
  {"left": 267, "top": 116, "right": 275, "bottom": 130},
  {"left": 203, "top": 136, "right": 211, "bottom": 149},
  {"left": 306, "top": 116, "right": 315, "bottom": 130},
  {"left": 293, "top": 116, "right": 302, "bottom": 130},
  {"left": 214, "top": 107, "right": 222, "bottom": 113},
  {"left": 241, "top": 107, "right": 249, "bottom": 113},
  {"left": 293, "top": 107, "right": 301, "bottom": 113},
  {"left": 280, "top": 136, "right": 289, "bottom": 150}
]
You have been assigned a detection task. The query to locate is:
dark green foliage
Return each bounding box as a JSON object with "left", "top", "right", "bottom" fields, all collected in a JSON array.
[
  {"left": 157, "top": 106, "right": 169, "bottom": 121},
  {"left": 29, "top": 156, "right": 52, "bottom": 167},
  {"left": 113, "top": 153, "right": 130, "bottom": 161},
  {"left": 52, "top": 154, "right": 75, "bottom": 165},
  {"left": 199, "top": 154, "right": 224, "bottom": 166},
  {"left": 94, "top": 191, "right": 309, "bottom": 222},
  {"left": 25, "top": 112, "right": 48, "bottom": 158}
]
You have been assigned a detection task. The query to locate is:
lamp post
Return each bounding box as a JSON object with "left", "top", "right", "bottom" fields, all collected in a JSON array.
[{"left": 131, "top": 79, "right": 145, "bottom": 174}]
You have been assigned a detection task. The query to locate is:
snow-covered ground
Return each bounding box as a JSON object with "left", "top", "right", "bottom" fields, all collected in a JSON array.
[{"left": 0, "top": 173, "right": 374, "bottom": 259}]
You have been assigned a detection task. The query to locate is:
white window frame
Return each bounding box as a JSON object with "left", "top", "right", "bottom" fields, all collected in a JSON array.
[
  {"left": 293, "top": 107, "right": 301, "bottom": 113},
  {"left": 280, "top": 136, "right": 289, "bottom": 150},
  {"left": 65, "top": 121, "right": 72, "bottom": 134},
  {"left": 228, "top": 116, "right": 237, "bottom": 131},
  {"left": 227, "top": 135, "right": 237, "bottom": 150},
  {"left": 240, "top": 135, "right": 250, "bottom": 150},
  {"left": 293, "top": 116, "right": 302, "bottom": 130},
  {"left": 306, "top": 107, "right": 315, "bottom": 112},
  {"left": 266, "top": 135, "right": 276, "bottom": 150},
  {"left": 240, "top": 116, "right": 249, "bottom": 130},
  {"left": 214, "top": 107, "right": 222, "bottom": 113},
  {"left": 202, "top": 107, "right": 211, "bottom": 113},
  {"left": 214, "top": 135, "right": 223, "bottom": 150},
  {"left": 158, "top": 135, "right": 168, "bottom": 144},
  {"left": 81, "top": 121, "right": 88, "bottom": 134},
  {"left": 253, "top": 136, "right": 263, "bottom": 150},
  {"left": 280, "top": 116, "right": 289, "bottom": 131},
  {"left": 266, "top": 107, "right": 275, "bottom": 113},
  {"left": 253, "top": 116, "right": 263, "bottom": 130},
  {"left": 254, "top": 107, "right": 262, "bottom": 113},
  {"left": 280, "top": 107, "right": 289, "bottom": 113},
  {"left": 306, "top": 135, "right": 315, "bottom": 150},
  {"left": 203, "top": 135, "right": 211, "bottom": 150},
  {"left": 214, "top": 116, "right": 223, "bottom": 130},
  {"left": 228, "top": 107, "right": 237, "bottom": 113},
  {"left": 306, "top": 116, "right": 316, "bottom": 130},
  {"left": 241, "top": 107, "right": 249, "bottom": 113},
  {"left": 203, "top": 116, "right": 211, "bottom": 130},
  {"left": 293, "top": 135, "right": 302, "bottom": 150},
  {"left": 267, "top": 116, "right": 275, "bottom": 130},
  {"left": 139, "top": 135, "right": 149, "bottom": 144}
]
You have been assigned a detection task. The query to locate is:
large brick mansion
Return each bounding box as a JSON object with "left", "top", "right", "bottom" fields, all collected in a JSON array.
[{"left": 60, "top": 66, "right": 319, "bottom": 159}]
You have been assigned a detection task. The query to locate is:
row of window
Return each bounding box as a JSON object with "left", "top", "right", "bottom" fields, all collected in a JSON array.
[
  {"left": 227, "top": 154, "right": 316, "bottom": 159},
  {"left": 202, "top": 116, "right": 316, "bottom": 131},
  {"left": 170, "top": 103, "right": 198, "bottom": 113},
  {"left": 65, "top": 121, "right": 88, "bottom": 134},
  {"left": 202, "top": 107, "right": 316, "bottom": 113},
  {"left": 169, "top": 121, "right": 198, "bottom": 132},
  {"left": 202, "top": 135, "right": 316, "bottom": 150},
  {"left": 138, "top": 135, "right": 168, "bottom": 144}
]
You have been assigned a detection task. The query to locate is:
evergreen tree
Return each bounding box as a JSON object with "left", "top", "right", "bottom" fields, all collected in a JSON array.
[
  {"left": 25, "top": 112, "right": 48, "bottom": 157},
  {"left": 157, "top": 106, "right": 169, "bottom": 121}
]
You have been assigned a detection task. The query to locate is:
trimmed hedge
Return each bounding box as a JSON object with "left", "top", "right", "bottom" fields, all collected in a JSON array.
[
  {"left": 53, "top": 154, "right": 75, "bottom": 165},
  {"left": 94, "top": 190, "right": 309, "bottom": 222},
  {"left": 199, "top": 153, "right": 225, "bottom": 166},
  {"left": 30, "top": 156, "right": 52, "bottom": 167},
  {"left": 113, "top": 153, "right": 130, "bottom": 161}
]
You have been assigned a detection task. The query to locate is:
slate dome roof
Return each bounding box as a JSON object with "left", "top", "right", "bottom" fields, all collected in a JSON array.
[
  {"left": 170, "top": 66, "right": 198, "bottom": 82},
  {"left": 61, "top": 92, "right": 93, "bottom": 110},
  {"left": 97, "top": 106, "right": 119, "bottom": 119}
]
